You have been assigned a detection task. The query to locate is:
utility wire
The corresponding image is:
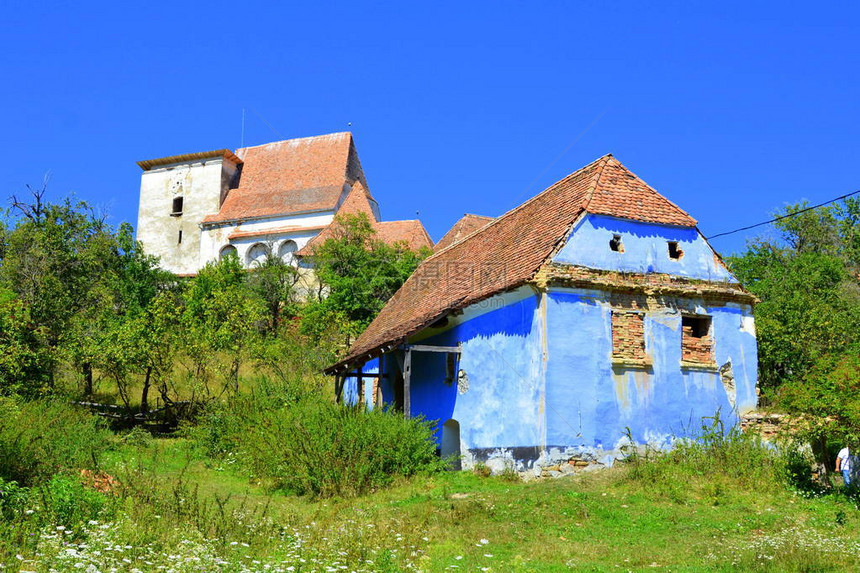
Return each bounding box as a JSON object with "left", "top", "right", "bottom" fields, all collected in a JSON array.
[
  {"left": 706, "top": 189, "right": 860, "bottom": 240},
  {"left": 250, "top": 107, "right": 284, "bottom": 141}
]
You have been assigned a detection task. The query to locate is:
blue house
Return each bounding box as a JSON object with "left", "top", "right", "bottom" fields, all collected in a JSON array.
[{"left": 328, "top": 155, "right": 758, "bottom": 473}]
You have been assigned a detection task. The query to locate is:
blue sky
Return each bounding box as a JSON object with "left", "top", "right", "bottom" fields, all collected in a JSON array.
[{"left": 2, "top": 1, "right": 858, "bottom": 255}]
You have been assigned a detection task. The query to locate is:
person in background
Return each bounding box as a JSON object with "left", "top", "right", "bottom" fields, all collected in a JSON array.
[{"left": 836, "top": 443, "right": 856, "bottom": 487}]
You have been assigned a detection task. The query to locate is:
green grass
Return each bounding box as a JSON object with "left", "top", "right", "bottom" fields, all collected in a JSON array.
[{"left": 79, "top": 437, "right": 860, "bottom": 571}]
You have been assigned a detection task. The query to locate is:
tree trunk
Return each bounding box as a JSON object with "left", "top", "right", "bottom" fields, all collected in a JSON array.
[
  {"left": 83, "top": 362, "right": 93, "bottom": 397},
  {"left": 230, "top": 358, "right": 240, "bottom": 393},
  {"left": 140, "top": 366, "right": 152, "bottom": 413}
]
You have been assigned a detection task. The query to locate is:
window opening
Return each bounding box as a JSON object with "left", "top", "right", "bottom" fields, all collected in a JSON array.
[
  {"left": 681, "top": 315, "right": 713, "bottom": 364},
  {"left": 668, "top": 241, "right": 683, "bottom": 260},
  {"left": 246, "top": 243, "right": 269, "bottom": 267},
  {"left": 219, "top": 245, "right": 237, "bottom": 260},
  {"left": 171, "top": 196, "right": 184, "bottom": 216},
  {"left": 278, "top": 240, "right": 298, "bottom": 265},
  {"left": 178, "top": 229, "right": 183, "bottom": 244},
  {"left": 609, "top": 234, "right": 624, "bottom": 252}
]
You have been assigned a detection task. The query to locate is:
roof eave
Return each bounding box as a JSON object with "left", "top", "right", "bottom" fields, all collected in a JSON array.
[{"left": 138, "top": 149, "right": 242, "bottom": 171}]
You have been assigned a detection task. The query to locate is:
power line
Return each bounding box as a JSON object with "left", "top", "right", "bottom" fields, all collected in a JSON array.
[
  {"left": 706, "top": 189, "right": 860, "bottom": 240},
  {"left": 250, "top": 107, "right": 284, "bottom": 141}
]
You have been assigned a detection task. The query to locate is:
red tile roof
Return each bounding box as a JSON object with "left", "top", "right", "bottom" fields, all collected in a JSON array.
[
  {"left": 435, "top": 214, "right": 494, "bottom": 251},
  {"left": 227, "top": 225, "right": 327, "bottom": 240},
  {"left": 296, "top": 182, "right": 431, "bottom": 256},
  {"left": 202, "top": 132, "right": 370, "bottom": 224},
  {"left": 295, "top": 182, "right": 378, "bottom": 256},
  {"left": 328, "top": 154, "right": 697, "bottom": 372},
  {"left": 376, "top": 220, "right": 434, "bottom": 252}
]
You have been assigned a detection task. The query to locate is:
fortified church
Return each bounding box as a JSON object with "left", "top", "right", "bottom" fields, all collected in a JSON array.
[{"left": 136, "top": 132, "right": 433, "bottom": 277}]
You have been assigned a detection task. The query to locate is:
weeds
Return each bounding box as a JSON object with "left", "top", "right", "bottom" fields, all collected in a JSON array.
[
  {"left": 194, "top": 378, "right": 448, "bottom": 497},
  {"left": 0, "top": 398, "right": 111, "bottom": 485}
]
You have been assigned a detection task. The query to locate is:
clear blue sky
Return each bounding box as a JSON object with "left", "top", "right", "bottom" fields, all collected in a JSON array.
[{"left": 3, "top": 1, "right": 858, "bottom": 255}]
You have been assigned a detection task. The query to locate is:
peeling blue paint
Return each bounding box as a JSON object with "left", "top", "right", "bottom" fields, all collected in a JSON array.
[
  {"left": 351, "top": 217, "right": 757, "bottom": 473},
  {"left": 554, "top": 214, "right": 736, "bottom": 282}
]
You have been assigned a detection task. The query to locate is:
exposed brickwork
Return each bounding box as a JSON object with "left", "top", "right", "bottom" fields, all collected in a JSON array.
[
  {"left": 681, "top": 316, "right": 714, "bottom": 364},
  {"left": 540, "top": 263, "right": 756, "bottom": 305},
  {"left": 611, "top": 312, "right": 647, "bottom": 361}
]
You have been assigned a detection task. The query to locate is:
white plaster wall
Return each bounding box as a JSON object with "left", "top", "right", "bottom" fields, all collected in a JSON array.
[
  {"left": 137, "top": 158, "right": 230, "bottom": 275},
  {"left": 199, "top": 211, "right": 336, "bottom": 268}
]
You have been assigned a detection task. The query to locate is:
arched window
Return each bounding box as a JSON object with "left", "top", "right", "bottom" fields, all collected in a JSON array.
[
  {"left": 246, "top": 243, "right": 269, "bottom": 267},
  {"left": 219, "top": 245, "right": 238, "bottom": 260},
  {"left": 278, "top": 240, "right": 298, "bottom": 265}
]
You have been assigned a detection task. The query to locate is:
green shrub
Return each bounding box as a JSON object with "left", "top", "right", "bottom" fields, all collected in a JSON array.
[
  {"left": 40, "top": 474, "right": 113, "bottom": 527},
  {"left": 198, "top": 390, "right": 448, "bottom": 497},
  {"left": 0, "top": 477, "right": 28, "bottom": 520},
  {"left": 0, "top": 399, "right": 112, "bottom": 485}
]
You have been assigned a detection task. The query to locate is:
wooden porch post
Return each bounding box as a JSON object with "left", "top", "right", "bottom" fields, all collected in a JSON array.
[
  {"left": 403, "top": 348, "right": 412, "bottom": 417},
  {"left": 334, "top": 374, "right": 343, "bottom": 404}
]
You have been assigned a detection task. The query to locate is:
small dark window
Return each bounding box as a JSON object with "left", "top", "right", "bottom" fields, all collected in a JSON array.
[
  {"left": 172, "top": 196, "right": 184, "bottom": 216},
  {"left": 682, "top": 316, "right": 710, "bottom": 338},
  {"left": 444, "top": 353, "right": 457, "bottom": 385},
  {"left": 668, "top": 241, "right": 683, "bottom": 260},
  {"left": 178, "top": 229, "right": 183, "bottom": 244},
  {"left": 609, "top": 234, "right": 624, "bottom": 252}
]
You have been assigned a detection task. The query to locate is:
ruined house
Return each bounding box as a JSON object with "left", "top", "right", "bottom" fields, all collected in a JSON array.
[
  {"left": 327, "top": 154, "right": 758, "bottom": 473},
  {"left": 136, "top": 132, "right": 432, "bottom": 277}
]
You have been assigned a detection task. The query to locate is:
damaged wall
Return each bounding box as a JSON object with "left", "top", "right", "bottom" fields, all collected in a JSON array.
[
  {"left": 554, "top": 214, "right": 736, "bottom": 282},
  {"left": 345, "top": 216, "right": 757, "bottom": 475}
]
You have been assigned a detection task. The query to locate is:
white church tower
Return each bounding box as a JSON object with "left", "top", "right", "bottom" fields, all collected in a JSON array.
[{"left": 136, "top": 150, "right": 241, "bottom": 275}]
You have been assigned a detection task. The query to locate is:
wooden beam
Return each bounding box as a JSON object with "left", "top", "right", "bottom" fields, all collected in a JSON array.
[
  {"left": 342, "top": 371, "right": 387, "bottom": 379},
  {"left": 406, "top": 344, "right": 462, "bottom": 354},
  {"left": 357, "top": 371, "right": 364, "bottom": 408},
  {"left": 403, "top": 348, "right": 412, "bottom": 417}
]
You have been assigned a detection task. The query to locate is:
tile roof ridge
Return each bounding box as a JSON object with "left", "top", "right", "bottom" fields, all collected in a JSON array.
[
  {"left": 235, "top": 131, "right": 352, "bottom": 153},
  {"left": 613, "top": 159, "right": 696, "bottom": 225},
  {"left": 427, "top": 153, "right": 613, "bottom": 261},
  {"left": 586, "top": 155, "right": 696, "bottom": 226},
  {"left": 582, "top": 153, "right": 615, "bottom": 214}
]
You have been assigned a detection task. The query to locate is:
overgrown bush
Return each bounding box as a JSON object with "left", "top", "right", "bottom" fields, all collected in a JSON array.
[
  {"left": 197, "top": 385, "right": 448, "bottom": 497},
  {"left": 41, "top": 473, "right": 114, "bottom": 527},
  {"left": 622, "top": 414, "right": 794, "bottom": 502},
  {"left": 0, "top": 398, "right": 112, "bottom": 485}
]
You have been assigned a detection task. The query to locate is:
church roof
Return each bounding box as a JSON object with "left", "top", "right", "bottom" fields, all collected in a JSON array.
[
  {"left": 375, "top": 220, "right": 434, "bottom": 252},
  {"left": 328, "top": 154, "right": 697, "bottom": 372},
  {"left": 202, "top": 132, "right": 371, "bottom": 224},
  {"left": 296, "top": 182, "right": 433, "bottom": 256},
  {"left": 434, "top": 214, "right": 494, "bottom": 251}
]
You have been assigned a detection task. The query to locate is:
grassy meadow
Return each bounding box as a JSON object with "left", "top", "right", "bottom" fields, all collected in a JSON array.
[{"left": 1, "top": 391, "right": 860, "bottom": 572}]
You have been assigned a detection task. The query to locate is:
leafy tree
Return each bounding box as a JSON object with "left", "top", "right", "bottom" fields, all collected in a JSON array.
[
  {"left": 0, "top": 287, "right": 51, "bottom": 395},
  {"left": 303, "top": 213, "right": 430, "bottom": 339},
  {"left": 246, "top": 247, "right": 300, "bottom": 333},
  {"left": 0, "top": 188, "right": 121, "bottom": 391},
  {"left": 182, "top": 254, "right": 265, "bottom": 393},
  {"left": 729, "top": 199, "right": 860, "bottom": 470}
]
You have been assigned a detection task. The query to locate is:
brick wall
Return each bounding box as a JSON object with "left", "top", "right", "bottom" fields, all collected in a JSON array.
[{"left": 611, "top": 311, "right": 647, "bottom": 361}]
